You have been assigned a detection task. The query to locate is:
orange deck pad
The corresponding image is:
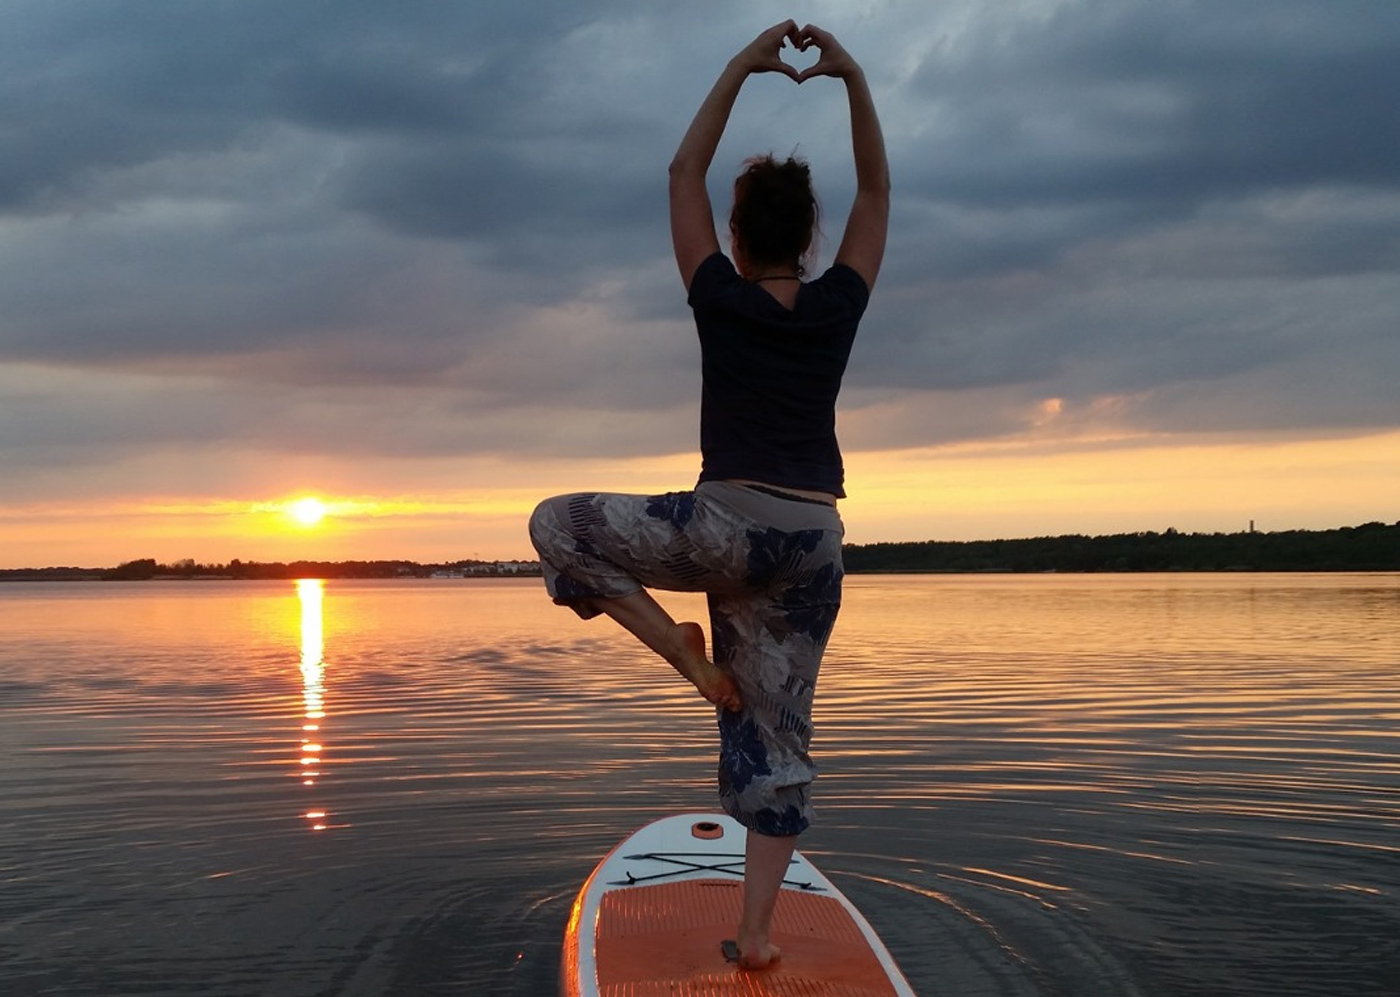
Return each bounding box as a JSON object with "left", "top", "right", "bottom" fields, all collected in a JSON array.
[{"left": 592, "top": 879, "right": 901, "bottom": 997}]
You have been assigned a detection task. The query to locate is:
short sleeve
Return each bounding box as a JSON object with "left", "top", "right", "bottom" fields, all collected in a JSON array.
[
  {"left": 811, "top": 263, "right": 870, "bottom": 317},
  {"left": 686, "top": 253, "right": 740, "bottom": 309}
]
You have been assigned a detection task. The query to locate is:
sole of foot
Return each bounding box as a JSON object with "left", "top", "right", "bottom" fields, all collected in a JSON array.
[{"left": 673, "top": 622, "right": 741, "bottom": 712}]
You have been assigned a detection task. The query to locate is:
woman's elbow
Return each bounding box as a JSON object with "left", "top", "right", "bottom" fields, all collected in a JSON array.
[
  {"left": 865, "top": 167, "right": 891, "bottom": 198},
  {"left": 669, "top": 156, "right": 704, "bottom": 181},
  {"left": 856, "top": 181, "right": 891, "bottom": 218}
]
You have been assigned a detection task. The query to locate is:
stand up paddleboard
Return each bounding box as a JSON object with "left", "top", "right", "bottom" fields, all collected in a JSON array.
[{"left": 561, "top": 812, "right": 916, "bottom": 996}]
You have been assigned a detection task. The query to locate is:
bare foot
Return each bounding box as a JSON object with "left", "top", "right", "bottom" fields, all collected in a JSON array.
[
  {"left": 667, "top": 622, "right": 742, "bottom": 712},
  {"left": 736, "top": 938, "right": 781, "bottom": 970}
]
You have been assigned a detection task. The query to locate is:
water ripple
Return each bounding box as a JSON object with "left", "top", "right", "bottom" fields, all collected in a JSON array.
[{"left": 1, "top": 575, "right": 1398, "bottom": 996}]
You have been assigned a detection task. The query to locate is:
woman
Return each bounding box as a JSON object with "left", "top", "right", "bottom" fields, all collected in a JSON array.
[{"left": 529, "top": 21, "right": 888, "bottom": 970}]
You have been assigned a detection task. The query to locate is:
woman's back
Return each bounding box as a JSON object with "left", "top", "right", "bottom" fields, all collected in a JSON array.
[{"left": 689, "top": 253, "right": 870, "bottom": 497}]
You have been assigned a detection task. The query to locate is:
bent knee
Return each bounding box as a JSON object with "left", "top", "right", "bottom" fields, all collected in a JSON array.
[{"left": 528, "top": 494, "right": 571, "bottom": 553}]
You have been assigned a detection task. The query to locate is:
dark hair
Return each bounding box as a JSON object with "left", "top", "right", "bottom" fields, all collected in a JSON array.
[{"left": 729, "top": 154, "right": 819, "bottom": 275}]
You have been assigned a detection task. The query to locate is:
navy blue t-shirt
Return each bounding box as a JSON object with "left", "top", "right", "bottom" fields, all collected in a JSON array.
[{"left": 687, "top": 252, "right": 870, "bottom": 498}]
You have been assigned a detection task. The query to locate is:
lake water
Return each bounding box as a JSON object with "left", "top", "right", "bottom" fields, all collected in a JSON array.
[{"left": 1, "top": 574, "right": 1397, "bottom": 997}]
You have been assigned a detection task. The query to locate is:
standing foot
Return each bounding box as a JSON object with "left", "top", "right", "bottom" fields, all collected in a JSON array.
[
  {"left": 737, "top": 830, "right": 796, "bottom": 971},
  {"left": 666, "top": 622, "right": 742, "bottom": 712}
]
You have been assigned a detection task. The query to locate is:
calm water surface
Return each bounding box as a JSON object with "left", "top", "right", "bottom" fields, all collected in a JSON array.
[{"left": 1, "top": 574, "right": 1397, "bottom": 996}]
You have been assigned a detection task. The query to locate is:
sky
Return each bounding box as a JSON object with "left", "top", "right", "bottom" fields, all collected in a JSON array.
[{"left": 2, "top": 0, "right": 1398, "bottom": 568}]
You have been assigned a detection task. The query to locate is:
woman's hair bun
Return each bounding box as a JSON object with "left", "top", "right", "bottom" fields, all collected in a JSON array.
[{"left": 730, "top": 154, "right": 819, "bottom": 273}]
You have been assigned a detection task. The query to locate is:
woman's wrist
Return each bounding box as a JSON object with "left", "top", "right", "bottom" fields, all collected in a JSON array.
[{"left": 725, "top": 55, "right": 758, "bottom": 81}]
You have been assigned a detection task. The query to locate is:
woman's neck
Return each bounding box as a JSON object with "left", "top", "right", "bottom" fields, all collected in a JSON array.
[
  {"left": 743, "top": 262, "right": 802, "bottom": 283},
  {"left": 747, "top": 270, "right": 801, "bottom": 310}
]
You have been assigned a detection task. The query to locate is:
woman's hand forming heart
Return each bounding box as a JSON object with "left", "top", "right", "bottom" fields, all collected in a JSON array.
[
  {"left": 792, "top": 24, "right": 859, "bottom": 82},
  {"left": 732, "top": 20, "right": 803, "bottom": 82}
]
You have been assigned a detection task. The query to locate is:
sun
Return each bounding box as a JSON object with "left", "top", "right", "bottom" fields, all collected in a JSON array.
[{"left": 289, "top": 497, "right": 328, "bottom": 527}]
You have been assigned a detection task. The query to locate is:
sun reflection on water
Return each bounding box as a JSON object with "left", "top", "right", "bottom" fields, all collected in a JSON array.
[{"left": 296, "top": 579, "right": 335, "bottom": 831}]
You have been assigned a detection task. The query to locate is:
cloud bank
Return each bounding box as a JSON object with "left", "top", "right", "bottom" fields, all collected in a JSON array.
[{"left": 2, "top": 0, "right": 1397, "bottom": 502}]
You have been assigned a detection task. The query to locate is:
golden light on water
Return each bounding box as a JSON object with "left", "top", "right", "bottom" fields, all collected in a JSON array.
[{"left": 296, "top": 579, "right": 333, "bottom": 829}]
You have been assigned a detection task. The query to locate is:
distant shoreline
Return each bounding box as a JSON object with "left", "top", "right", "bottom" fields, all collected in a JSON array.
[
  {"left": 842, "top": 521, "right": 1399, "bottom": 574},
  {"left": 3, "top": 521, "right": 1397, "bottom": 580}
]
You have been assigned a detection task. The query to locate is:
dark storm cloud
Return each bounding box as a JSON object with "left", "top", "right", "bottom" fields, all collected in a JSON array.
[
  {"left": 1, "top": 0, "right": 1398, "bottom": 475},
  {"left": 906, "top": 1, "right": 1400, "bottom": 212},
  {"left": 844, "top": 0, "right": 1400, "bottom": 436},
  {"left": 339, "top": 134, "right": 665, "bottom": 258},
  {"left": 0, "top": 0, "right": 639, "bottom": 208}
]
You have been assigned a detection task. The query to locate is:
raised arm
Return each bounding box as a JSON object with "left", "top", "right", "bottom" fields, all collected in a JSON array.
[
  {"left": 797, "top": 25, "right": 890, "bottom": 291},
  {"left": 669, "top": 22, "right": 800, "bottom": 290}
]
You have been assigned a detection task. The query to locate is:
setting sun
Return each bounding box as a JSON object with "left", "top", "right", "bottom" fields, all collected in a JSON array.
[{"left": 289, "top": 497, "right": 328, "bottom": 527}]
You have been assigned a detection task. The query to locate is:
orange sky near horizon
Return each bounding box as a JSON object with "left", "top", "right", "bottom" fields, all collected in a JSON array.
[{"left": 3, "top": 428, "right": 1395, "bottom": 569}]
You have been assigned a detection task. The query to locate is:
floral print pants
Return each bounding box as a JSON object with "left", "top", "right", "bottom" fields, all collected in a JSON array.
[{"left": 528, "top": 481, "right": 844, "bottom": 836}]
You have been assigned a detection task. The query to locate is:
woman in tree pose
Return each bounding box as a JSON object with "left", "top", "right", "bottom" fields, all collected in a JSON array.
[{"left": 529, "top": 21, "right": 888, "bottom": 970}]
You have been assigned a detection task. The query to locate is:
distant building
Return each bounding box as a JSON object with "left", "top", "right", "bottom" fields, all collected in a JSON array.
[{"left": 457, "top": 560, "right": 541, "bottom": 577}]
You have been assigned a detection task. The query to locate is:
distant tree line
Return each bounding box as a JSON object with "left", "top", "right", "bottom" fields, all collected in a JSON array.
[
  {"left": 842, "top": 522, "right": 1400, "bottom": 573},
  {"left": 3, "top": 522, "right": 1396, "bottom": 581},
  {"left": 0, "top": 558, "right": 538, "bottom": 581},
  {"left": 93, "top": 558, "right": 540, "bottom": 581},
  {"left": 0, "top": 566, "right": 105, "bottom": 581}
]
